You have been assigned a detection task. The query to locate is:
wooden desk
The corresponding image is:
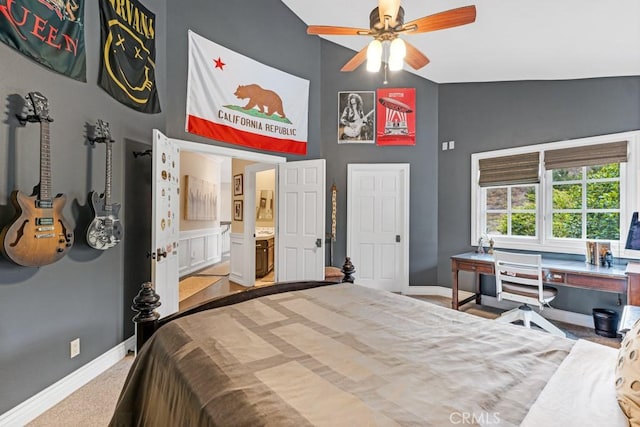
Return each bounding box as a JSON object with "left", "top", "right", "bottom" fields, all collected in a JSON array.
[{"left": 451, "top": 252, "right": 635, "bottom": 310}]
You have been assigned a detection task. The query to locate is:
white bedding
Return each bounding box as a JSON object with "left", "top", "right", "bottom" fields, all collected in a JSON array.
[{"left": 522, "top": 338, "right": 628, "bottom": 427}]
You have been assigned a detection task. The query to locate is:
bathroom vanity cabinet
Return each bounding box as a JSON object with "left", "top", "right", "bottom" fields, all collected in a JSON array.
[{"left": 256, "top": 236, "right": 274, "bottom": 278}]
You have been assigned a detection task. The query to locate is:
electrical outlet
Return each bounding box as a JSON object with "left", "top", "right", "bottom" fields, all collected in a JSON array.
[
  {"left": 70, "top": 338, "right": 80, "bottom": 358},
  {"left": 448, "top": 140, "right": 455, "bottom": 150},
  {"left": 441, "top": 142, "right": 448, "bottom": 151}
]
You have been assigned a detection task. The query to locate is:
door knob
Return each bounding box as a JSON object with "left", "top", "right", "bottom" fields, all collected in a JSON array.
[
  {"left": 316, "top": 238, "right": 322, "bottom": 248},
  {"left": 396, "top": 235, "right": 401, "bottom": 242}
]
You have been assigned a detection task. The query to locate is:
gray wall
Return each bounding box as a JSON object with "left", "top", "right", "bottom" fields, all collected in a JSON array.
[
  {"left": 437, "top": 77, "right": 640, "bottom": 314},
  {"left": 164, "top": 0, "right": 323, "bottom": 160},
  {"left": 320, "top": 42, "right": 440, "bottom": 285},
  {"left": 0, "top": 0, "right": 166, "bottom": 414},
  {"left": 1, "top": 0, "right": 639, "bottom": 416}
]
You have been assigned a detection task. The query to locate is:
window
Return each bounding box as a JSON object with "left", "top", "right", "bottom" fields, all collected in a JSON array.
[
  {"left": 471, "top": 131, "right": 639, "bottom": 257},
  {"left": 484, "top": 185, "right": 537, "bottom": 237},
  {"left": 550, "top": 163, "right": 620, "bottom": 241}
]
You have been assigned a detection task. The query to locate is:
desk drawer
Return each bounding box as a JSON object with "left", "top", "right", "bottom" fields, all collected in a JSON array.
[
  {"left": 544, "top": 270, "right": 565, "bottom": 284},
  {"left": 455, "top": 260, "right": 494, "bottom": 274},
  {"left": 566, "top": 273, "right": 626, "bottom": 293}
]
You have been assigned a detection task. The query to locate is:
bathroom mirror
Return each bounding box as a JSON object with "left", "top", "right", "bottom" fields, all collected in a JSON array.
[{"left": 256, "top": 190, "right": 273, "bottom": 220}]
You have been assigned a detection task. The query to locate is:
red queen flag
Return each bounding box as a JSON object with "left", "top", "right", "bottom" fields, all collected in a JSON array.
[{"left": 186, "top": 31, "right": 309, "bottom": 155}]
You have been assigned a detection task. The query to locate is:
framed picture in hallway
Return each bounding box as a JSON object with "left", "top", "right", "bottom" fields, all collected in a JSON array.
[
  {"left": 234, "top": 200, "right": 243, "bottom": 221},
  {"left": 234, "top": 174, "right": 244, "bottom": 196}
]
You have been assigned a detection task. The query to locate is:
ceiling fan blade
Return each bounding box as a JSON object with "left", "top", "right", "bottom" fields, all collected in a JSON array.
[
  {"left": 378, "top": 0, "right": 401, "bottom": 26},
  {"left": 403, "top": 40, "right": 430, "bottom": 70},
  {"left": 340, "top": 46, "right": 369, "bottom": 72},
  {"left": 403, "top": 5, "right": 476, "bottom": 34},
  {"left": 307, "top": 25, "right": 371, "bottom": 36}
]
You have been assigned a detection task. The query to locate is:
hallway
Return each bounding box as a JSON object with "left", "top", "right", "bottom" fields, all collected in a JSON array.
[{"left": 178, "top": 258, "right": 275, "bottom": 311}]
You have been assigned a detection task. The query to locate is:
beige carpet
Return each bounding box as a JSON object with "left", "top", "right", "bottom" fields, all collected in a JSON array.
[
  {"left": 179, "top": 275, "right": 224, "bottom": 301},
  {"left": 27, "top": 354, "right": 135, "bottom": 426}
]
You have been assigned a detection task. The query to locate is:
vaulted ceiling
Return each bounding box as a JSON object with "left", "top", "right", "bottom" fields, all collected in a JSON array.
[{"left": 281, "top": 0, "right": 640, "bottom": 83}]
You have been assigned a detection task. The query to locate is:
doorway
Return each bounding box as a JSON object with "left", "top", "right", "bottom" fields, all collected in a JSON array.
[
  {"left": 347, "top": 163, "right": 410, "bottom": 292},
  {"left": 246, "top": 164, "right": 277, "bottom": 287},
  {"left": 151, "top": 132, "right": 286, "bottom": 316}
]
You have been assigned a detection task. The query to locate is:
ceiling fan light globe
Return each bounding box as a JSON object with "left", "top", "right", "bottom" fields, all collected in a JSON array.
[
  {"left": 389, "top": 38, "right": 406, "bottom": 59},
  {"left": 366, "top": 39, "right": 382, "bottom": 72},
  {"left": 367, "top": 57, "right": 382, "bottom": 72},
  {"left": 388, "top": 55, "right": 403, "bottom": 71}
]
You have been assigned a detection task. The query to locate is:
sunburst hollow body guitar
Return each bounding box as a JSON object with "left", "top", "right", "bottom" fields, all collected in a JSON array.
[
  {"left": 86, "top": 120, "right": 123, "bottom": 250},
  {"left": 0, "top": 92, "right": 74, "bottom": 266}
]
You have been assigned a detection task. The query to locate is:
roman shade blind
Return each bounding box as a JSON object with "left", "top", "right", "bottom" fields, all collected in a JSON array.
[
  {"left": 478, "top": 152, "right": 540, "bottom": 187},
  {"left": 544, "top": 141, "right": 628, "bottom": 170}
]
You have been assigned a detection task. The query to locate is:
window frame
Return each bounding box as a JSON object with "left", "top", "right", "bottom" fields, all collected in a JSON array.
[
  {"left": 545, "top": 164, "right": 622, "bottom": 242},
  {"left": 471, "top": 130, "right": 640, "bottom": 258},
  {"left": 482, "top": 184, "right": 539, "bottom": 239}
]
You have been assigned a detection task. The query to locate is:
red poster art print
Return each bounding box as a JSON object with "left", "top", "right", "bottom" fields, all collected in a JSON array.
[{"left": 375, "top": 88, "right": 416, "bottom": 146}]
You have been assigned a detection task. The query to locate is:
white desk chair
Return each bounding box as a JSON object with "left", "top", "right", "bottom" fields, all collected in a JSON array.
[{"left": 494, "top": 251, "right": 566, "bottom": 338}]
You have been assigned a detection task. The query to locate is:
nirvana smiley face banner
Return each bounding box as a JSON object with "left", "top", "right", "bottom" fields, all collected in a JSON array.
[
  {"left": 0, "top": 0, "right": 86, "bottom": 81},
  {"left": 186, "top": 31, "right": 309, "bottom": 155},
  {"left": 98, "top": 0, "right": 160, "bottom": 114}
]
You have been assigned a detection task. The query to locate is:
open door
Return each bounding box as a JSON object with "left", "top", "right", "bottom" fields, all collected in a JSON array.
[
  {"left": 277, "top": 159, "right": 325, "bottom": 281},
  {"left": 151, "top": 130, "right": 180, "bottom": 317}
]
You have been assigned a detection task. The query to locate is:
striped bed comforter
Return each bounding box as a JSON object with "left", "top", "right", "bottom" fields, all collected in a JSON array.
[{"left": 109, "top": 283, "right": 574, "bottom": 426}]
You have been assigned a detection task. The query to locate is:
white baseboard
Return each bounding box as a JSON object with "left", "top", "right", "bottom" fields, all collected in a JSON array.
[
  {"left": 0, "top": 336, "right": 135, "bottom": 427},
  {"left": 403, "top": 285, "right": 593, "bottom": 328}
]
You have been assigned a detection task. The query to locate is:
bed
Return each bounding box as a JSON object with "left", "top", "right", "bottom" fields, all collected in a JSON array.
[{"left": 110, "top": 280, "right": 631, "bottom": 426}]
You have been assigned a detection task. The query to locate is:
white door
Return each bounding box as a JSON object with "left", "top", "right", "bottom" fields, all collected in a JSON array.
[
  {"left": 277, "top": 159, "right": 325, "bottom": 281},
  {"left": 151, "top": 130, "right": 180, "bottom": 317},
  {"left": 347, "top": 164, "right": 409, "bottom": 292}
]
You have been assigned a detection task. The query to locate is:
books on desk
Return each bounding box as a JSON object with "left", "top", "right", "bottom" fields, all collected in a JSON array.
[{"left": 585, "top": 241, "right": 611, "bottom": 266}]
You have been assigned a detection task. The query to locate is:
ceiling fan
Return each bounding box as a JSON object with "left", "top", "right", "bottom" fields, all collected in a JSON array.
[{"left": 306, "top": 0, "right": 476, "bottom": 72}]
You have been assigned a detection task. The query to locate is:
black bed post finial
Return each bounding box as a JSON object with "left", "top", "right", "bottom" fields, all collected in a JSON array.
[
  {"left": 131, "top": 281, "right": 162, "bottom": 353},
  {"left": 341, "top": 257, "right": 355, "bottom": 283}
]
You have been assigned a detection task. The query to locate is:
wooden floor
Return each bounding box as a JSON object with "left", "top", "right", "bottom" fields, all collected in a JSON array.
[{"left": 179, "top": 260, "right": 275, "bottom": 311}]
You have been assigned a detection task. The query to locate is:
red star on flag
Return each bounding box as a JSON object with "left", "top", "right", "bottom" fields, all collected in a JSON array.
[{"left": 213, "top": 57, "right": 225, "bottom": 70}]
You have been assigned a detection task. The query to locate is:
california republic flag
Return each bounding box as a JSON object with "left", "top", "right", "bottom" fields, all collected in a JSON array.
[{"left": 186, "top": 31, "right": 309, "bottom": 155}]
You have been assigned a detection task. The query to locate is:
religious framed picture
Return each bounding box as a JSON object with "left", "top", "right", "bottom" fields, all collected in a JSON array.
[
  {"left": 338, "top": 91, "right": 375, "bottom": 144},
  {"left": 233, "top": 174, "right": 243, "bottom": 196},
  {"left": 375, "top": 87, "right": 416, "bottom": 146},
  {"left": 234, "top": 200, "right": 243, "bottom": 221}
]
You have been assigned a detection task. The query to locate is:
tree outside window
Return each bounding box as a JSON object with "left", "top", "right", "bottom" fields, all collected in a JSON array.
[
  {"left": 485, "top": 185, "right": 537, "bottom": 237},
  {"left": 551, "top": 163, "right": 620, "bottom": 240}
]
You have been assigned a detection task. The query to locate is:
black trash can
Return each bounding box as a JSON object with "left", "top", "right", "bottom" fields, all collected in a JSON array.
[{"left": 592, "top": 308, "right": 619, "bottom": 338}]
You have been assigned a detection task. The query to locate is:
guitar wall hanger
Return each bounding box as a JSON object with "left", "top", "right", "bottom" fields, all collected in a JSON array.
[
  {"left": 88, "top": 126, "right": 115, "bottom": 145},
  {"left": 16, "top": 108, "right": 54, "bottom": 126},
  {"left": 133, "top": 149, "right": 152, "bottom": 159}
]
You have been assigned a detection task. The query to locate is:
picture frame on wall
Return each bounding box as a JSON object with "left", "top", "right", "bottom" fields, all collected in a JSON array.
[
  {"left": 234, "top": 200, "right": 243, "bottom": 221},
  {"left": 375, "top": 87, "right": 416, "bottom": 146},
  {"left": 184, "top": 175, "right": 217, "bottom": 220},
  {"left": 338, "top": 91, "right": 375, "bottom": 144},
  {"left": 233, "top": 174, "right": 244, "bottom": 196}
]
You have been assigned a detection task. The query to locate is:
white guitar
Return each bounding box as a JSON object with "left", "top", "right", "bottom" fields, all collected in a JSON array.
[
  {"left": 86, "top": 120, "right": 123, "bottom": 250},
  {"left": 342, "top": 110, "right": 374, "bottom": 138}
]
